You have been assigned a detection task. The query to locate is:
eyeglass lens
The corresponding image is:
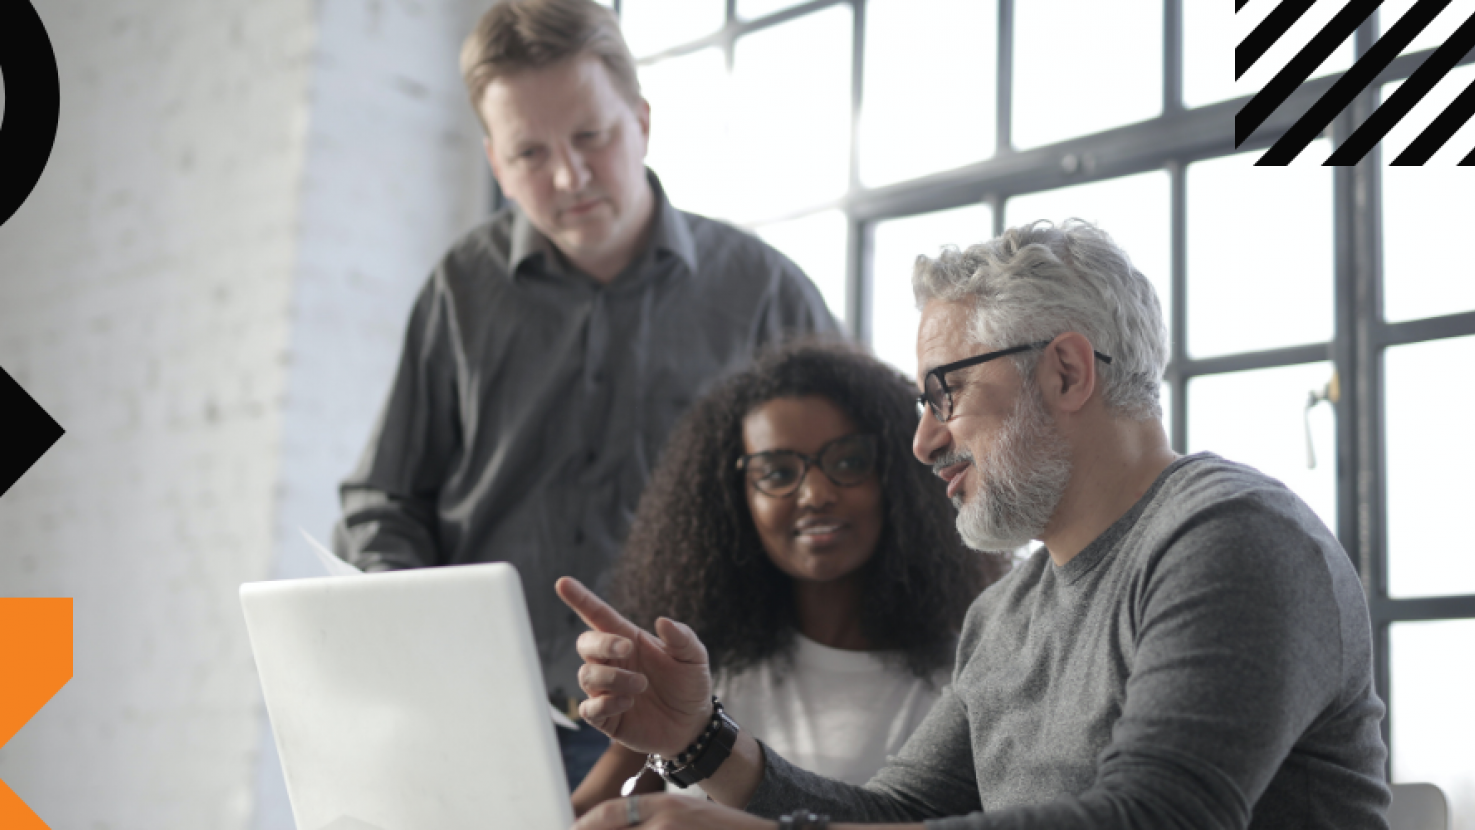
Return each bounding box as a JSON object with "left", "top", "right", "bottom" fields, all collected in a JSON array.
[
  {"left": 745, "top": 435, "right": 877, "bottom": 497},
  {"left": 920, "top": 373, "right": 949, "bottom": 422}
]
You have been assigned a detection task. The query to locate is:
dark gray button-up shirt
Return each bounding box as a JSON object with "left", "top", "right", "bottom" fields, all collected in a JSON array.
[{"left": 334, "top": 173, "right": 839, "bottom": 699}]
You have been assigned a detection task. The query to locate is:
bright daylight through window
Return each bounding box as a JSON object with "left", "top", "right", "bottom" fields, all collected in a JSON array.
[{"left": 609, "top": 0, "right": 1475, "bottom": 824}]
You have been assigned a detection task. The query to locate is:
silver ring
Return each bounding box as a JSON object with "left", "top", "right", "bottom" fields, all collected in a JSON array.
[{"left": 625, "top": 795, "right": 641, "bottom": 826}]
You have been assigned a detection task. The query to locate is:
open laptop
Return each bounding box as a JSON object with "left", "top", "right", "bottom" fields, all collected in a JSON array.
[{"left": 240, "top": 563, "right": 574, "bottom": 830}]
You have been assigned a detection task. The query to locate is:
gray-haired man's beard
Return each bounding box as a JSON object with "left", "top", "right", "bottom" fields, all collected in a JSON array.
[{"left": 952, "top": 382, "right": 1072, "bottom": 552}]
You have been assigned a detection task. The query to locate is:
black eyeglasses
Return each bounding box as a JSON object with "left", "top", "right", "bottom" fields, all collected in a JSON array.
[
  {"left": 917, "top": 340, "right": 1113, "bottom": 424},
  {"left": 735, "top": 434, "right": 879, "bottom": 498}
]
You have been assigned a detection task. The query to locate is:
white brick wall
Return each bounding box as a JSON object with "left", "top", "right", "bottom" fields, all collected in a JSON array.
[
  {"left": 258, "top": 0, "right": 489, "bottom": 825},
  {"left": 0, "top": 0, "right": 489, "bottom": 827},
  {"left": 273, "top": 0, "right": 489, "bottom": 583}
]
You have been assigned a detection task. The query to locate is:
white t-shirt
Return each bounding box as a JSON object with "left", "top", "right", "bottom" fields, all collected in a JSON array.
[{"left": 679, "top": 633, "right": 947, "bottom": 795}]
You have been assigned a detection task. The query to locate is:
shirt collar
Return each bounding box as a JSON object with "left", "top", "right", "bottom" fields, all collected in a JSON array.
[
  {"left": 509, "top": 204, "right": 552, "bottom": 275},
  {"left": 646, "top": 169, "right": 699, "bottom": 274},
  {"left": 508, "top": 168, "right": 699, "bottom": 279}
]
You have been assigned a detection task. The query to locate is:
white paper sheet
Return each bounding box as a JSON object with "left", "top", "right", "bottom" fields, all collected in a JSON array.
[{"left": 300, "top": 528, "right": 364, "bottom": 577}]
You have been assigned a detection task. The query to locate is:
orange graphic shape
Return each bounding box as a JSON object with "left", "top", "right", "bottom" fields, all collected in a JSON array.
[
  {"left": 0, "top": 598, "right": 73, "bottom": 830},
  {"left": 0, "top": 777, "right": 49, "bottom": 829}
]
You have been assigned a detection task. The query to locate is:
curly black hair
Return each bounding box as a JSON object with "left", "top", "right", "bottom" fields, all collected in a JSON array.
[{"left": 610, "top": 339, "right": 1010, "bottom": 682}]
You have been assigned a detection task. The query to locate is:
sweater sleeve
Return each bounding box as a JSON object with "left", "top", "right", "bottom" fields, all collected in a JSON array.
[{"left": 929, "top": 493, "right": 1367, "bottom": 830}]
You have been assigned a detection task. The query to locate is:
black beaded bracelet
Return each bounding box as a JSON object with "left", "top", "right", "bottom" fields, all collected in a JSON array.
[
  {"left": 645, "top": 697, "right": 741, "bottom": 788},
  {"left": 778, "top": 809, "right": 830, "bottom": 830}
]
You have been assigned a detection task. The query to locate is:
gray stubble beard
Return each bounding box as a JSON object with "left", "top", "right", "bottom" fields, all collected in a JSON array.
[{"left": 953, "top": 380, "right": 1073, "bottom": 552}]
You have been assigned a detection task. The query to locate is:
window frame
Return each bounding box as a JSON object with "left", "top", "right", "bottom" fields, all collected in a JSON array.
[{"left": 613, "top": 0, "right": 1475, "bottom": 774}]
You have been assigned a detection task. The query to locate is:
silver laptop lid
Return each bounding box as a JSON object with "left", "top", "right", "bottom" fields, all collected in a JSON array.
[{"left": 240, "top": 563, "right": 573, "bottom": 830}]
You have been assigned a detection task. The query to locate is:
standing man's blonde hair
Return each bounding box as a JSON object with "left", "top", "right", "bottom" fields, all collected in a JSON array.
[{"left": 459, "top": 0, "right": 643, "bottom": 131}]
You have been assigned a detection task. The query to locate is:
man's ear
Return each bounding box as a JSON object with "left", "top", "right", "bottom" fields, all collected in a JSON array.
[
  {"left": 635, "top": 97, "right": 652, "bottom": 155},
  {"left": 1040, "top": 332, "right": 1097, "bottom": 414}
]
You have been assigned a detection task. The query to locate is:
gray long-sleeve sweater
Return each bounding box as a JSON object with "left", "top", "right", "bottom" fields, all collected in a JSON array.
[{"left": 746, "top": 453, "right": 1390, "bottom": 829}]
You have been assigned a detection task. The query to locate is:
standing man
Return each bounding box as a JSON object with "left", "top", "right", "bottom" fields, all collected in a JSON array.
[
  {"left": 333, "top": 0, "right": 838, "bottom": 789},
  {"left": 560, "top": 220, "right": 1390, "bottom": 829}
]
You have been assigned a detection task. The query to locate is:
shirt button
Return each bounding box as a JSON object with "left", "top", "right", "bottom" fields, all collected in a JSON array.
[
  {"left": 585, "top": 449, "right": 598, "bottom": 466},
  {"left": 573, "top": 528, "right": 585, "bottom": 545}
]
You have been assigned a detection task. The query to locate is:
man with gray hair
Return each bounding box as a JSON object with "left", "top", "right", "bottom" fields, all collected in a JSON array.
[{"left": 559, "top": 219, "right": 1391, "bottom": 829}]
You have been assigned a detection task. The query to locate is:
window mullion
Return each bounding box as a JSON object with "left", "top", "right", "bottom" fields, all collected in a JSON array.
[
  {"left": 1164, "top": 0, "right": 1183, "bottom": 116},
  {"left": 847, "top": 0, "right": 865, "bottom": 193},
  {"left": 855, "top": 218, "right": 875, "bottom": 345},
  {"left": 1344, "top": 13, "right": 1391, "bottom": 770},
  {"left": 1168, "top": 159, "right": 1187, "bottom": 455},
  {"left": 997, "top": 0, "right": 1013, "bottom": 155}
]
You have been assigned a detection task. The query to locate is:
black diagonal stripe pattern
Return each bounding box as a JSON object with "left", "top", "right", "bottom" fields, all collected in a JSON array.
[
  {"left": 1236, "top": 0, "right": 1382, "bottom": 148},
  {"left": 1239, "top": 0, "right": 1319, "bottom": 80},
  {"left": 0, "top": 365, "right": 65, "bottom": 498},
  {"left": 1260, "top": 0, "right": 1455, "bottom": 164},
  {"left": 1329, "top": 8, "right": 1475, "bottom": 164},
  {"left": 1392, "top": 72, "right": 1475, "bottom": 163}
]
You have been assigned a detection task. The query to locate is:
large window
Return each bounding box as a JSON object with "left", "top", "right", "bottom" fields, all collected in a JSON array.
[{"left": 609, "top": 1, "right": 1475, "bottom": 823}]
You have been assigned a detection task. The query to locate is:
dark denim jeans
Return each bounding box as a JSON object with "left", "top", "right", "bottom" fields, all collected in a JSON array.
[{"left": 557, "top": 720, "right": 612, "bottom": 793}]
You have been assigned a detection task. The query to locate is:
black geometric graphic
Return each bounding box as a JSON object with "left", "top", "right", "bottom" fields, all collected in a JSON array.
[
  {"left": 1388, "top": 62, "right": 1475, "bottom": 163},
  {"left": 1236, "top": 0, "right": 1475, "bottom": 166},
  {"left": 0, "top": 0, "right": 61, "bottom": 228},
  {"left": 1236, "top": 0, "right": 1383, "bottom": 151},
  {"left": 0, "top": 365, "right": 64, "bottom": 499},
  {"left": 1238, "top": 0, "right": 1321, "bottom": 80},
  {"left": 1332, "top": 10, "right": 1475, "bottom": 163}
]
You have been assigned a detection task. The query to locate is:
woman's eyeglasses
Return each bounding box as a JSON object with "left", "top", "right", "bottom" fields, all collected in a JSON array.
[{"left": 735, "top": 433, "right": 879, "bottom": 498}]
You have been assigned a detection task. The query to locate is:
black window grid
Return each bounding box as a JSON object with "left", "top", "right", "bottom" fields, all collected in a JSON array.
[{"left": 606, "top": 0, "right": 1475, "bottom": 772}]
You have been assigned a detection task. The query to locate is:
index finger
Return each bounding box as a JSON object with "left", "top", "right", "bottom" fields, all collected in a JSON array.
[{"left": 556, "top": 577, "right": 637, "bottom": 639}]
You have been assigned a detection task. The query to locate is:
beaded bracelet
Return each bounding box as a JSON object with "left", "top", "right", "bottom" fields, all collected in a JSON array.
[
  {"left": 778, "top": 809, "right": 830, "bottom": 830},
  {"left": 644, "top": 696, "right": 741, "bottom": 788}
]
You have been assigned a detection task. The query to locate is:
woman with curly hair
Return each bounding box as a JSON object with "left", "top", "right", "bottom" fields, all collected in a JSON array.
[{"left": 570, "top": 339, "right": 1009, "bottom": 813}]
